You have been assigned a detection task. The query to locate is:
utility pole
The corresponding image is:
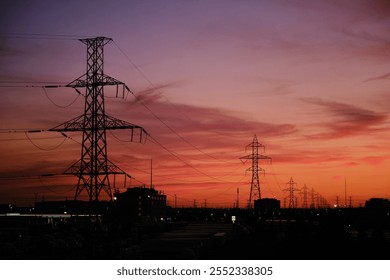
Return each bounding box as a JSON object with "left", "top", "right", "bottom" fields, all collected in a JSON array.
[
  {"left": 344, "top": 177, "right": 347, "bottom": 208},
  {"left": 240, "top": 135, "right": 271, "bottom": 208},
  {"left": 49, "top": 37, "right": 147, "bottom": 212},
  {"left": 150, "top": 159, "right": 153, "bottom": 189},
  {"left": 236, "top": 187, "right": 239, "bottom": 209}
]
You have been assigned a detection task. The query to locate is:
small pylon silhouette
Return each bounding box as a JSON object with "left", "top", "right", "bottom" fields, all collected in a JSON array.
[
  {"left": 283, "top": 177, "right": 299, "bottom": 208},
  {"left": 240, "top": 135, "right": 271, "bottom": 208}
]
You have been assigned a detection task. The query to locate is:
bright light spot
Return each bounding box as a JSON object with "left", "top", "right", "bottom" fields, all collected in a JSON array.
[{"left": 231, "top": 216, "right": 236, "bottom": 223}]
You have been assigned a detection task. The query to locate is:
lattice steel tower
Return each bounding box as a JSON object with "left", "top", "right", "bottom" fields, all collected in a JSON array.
[
  {"left": 240, "top": 135, "right": 271, "bottom": 208},
  {"left": 283, "top": 177, "right": 300, "bottom": 208},
  {"left": 49, "top": 37, "right": 147, "bottom": 204},
  {"left": 300, "top": 184, "right": 309, "bottom": 208}
]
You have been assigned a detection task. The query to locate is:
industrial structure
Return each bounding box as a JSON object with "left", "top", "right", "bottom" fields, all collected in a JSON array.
[
  {"left": 240, "top": 135, "right": 271, "bottom": 208},
  {"left": 300, "top": 184, "right": 309, "bottom": 208},
  {"left": 2, "top": 35, "right": 390, "bottom": 261},
  {"left": 48, "top": 37, "right": 147, "bottom": 207},
  {"left": 114, "top": 186, "right": 167, "bottom": 221},
  {"left": 283, "top": 177, "right": 299, "bottom": 208}
]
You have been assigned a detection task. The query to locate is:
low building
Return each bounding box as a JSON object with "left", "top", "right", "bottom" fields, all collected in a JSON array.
[
  {"left": 254, "top": 198, "right": 280, "bottom": 214},
  {"left": 365, "top": 198, "right": 390, "bottom": 213},
  {"left": 114, "top": 185, "right": 167, "bottom": 221}
]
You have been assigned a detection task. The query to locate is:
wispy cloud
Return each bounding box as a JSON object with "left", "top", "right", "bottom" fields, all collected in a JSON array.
[
  {"left": 302, "top": 98, "right": 388, "bottom": 139},
  {"left": 121, "top": 87, "right": 298, "bottom": 147},
  {"left": 362, "top": 72, "right": 390, "bottom": 83},
  {"left": 360, "top": 155, "right": 390, "bottom": 165}
]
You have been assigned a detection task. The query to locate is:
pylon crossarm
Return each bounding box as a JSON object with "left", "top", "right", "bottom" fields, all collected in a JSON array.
[
  {"left": 66, "top": 73, "right": 130, "bottom": 98},
  {"left": 258, "top": 155, "right": 272, "bottom": 161},
  {"left": 63, "top": 160, "right": 82, "bottom": 175},
  {"left": 63, "top": 159, "right": 134, "bottom": 177},
  {"left": 67, "top": 74, "right": 125, "bottom": 87},
  {"left": 259, "top": 168, "right": 265, "bottom": 176},
  {"left": 66, "top": 74, "right": 88, "bottom": 88},
  {"left": 48, "top": 114, "right": 148, "bottom": 141},
  {"left": 101, "top": 74, "right": 125, "bottom": 86},
  {"left": 240, "top": 157, "right": 248, "bottom": 164},
  {"left": 49, "top": 115, "right": 85, "bottom": 132},
  {"left": 106, "top": 159, "right": 134, "bottom": 179},
  {"left": 105, "top": 115, "right": 148, "bottom": 143}
]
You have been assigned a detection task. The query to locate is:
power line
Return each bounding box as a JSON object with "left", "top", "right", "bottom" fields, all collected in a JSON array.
[
  {"left": 0, "top": 135, "right": 64, "bottom": 141},
  {"left": 0, "top": 32, "right": 90, "bottom": 40},
  {"left": 129, "top": 89, "right": 230, "bottom": 162},
  {"left": 109, "top": 140, "right": 235, "bottom": 185},
  {"left": 112, "top": 41, "right": 156, "bottom": 90},
  {"left": 110, "top": 44, "right": 257, "bottom": 205},
  {"left": 113, "top": 40, "right": 238, "bottom": 164},
  {"left": 204, "top": 177, "right": 246, "bottom": 200},
  {"left": 24, "top": 131, "right": 67, "bottom": 151},
  {"left": 0, "top": 81, "right": 68, "bottom": 84},
  {"left": 109, "top": 128, "right": 244, "bottom": 184},
  {"left": 147, "top": 134, "right": 231, "bottom": 183},
  {"left": 38, "top": 176, "right": 77, "bottom": 195},
  {"left": 42, "top": 86, "right": 81, "bottom": 108},
  {"left": 0, "top": 129, "right": 42, "bottom": 133},
  {"left": 2, "top": 36, "right": 252, "bottom": 204},
  {"left": 0, "top": 173, "right": 70, "bottom": 180}
]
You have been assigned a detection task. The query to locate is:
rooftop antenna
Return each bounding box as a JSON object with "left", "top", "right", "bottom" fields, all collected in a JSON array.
[
  {"left": 344, "top": 177, "right": 347, "bottom": 208},
  {"left": 236, "top": 187, "right": 239, "bottom": 209},
  {"left": 150, "top": 159, "right": 153, "bottom": 189}
]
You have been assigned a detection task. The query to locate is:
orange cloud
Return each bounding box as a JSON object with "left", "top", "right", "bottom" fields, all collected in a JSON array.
[{"left": 302, "top": 98, "right": 388, "bottom": 139}]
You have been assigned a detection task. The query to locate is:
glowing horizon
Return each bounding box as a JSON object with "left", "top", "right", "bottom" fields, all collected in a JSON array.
[{"left": 1, "top": 0, "right": 390, "bottom": 208}]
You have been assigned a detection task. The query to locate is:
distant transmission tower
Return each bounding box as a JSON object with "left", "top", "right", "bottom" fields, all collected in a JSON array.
[
  {"left": 49, "top": 37, "right": 147, "bottom": 205},
  {"left": 240, "top": 135, "right": 271, "bottom": 208},
  {"left": 300, "top": 184, "right": 309, "bottom": 208},
  {"left": 310, "top": 188, "right": 316, "bottom": 208},
  {"left": 283, "top": 177, "right": 299, "bottom": 208}
]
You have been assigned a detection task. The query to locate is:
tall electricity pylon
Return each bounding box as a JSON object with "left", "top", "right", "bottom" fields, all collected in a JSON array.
[
  {"left": 49, "top": 37, "right": 147, "bottom": 205},
  {"left": 240, "top": 135, "right": 271, "bottom": 208}
]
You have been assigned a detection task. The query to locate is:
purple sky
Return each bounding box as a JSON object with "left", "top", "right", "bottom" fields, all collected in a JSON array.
[{"left": 1, "top": 0, "right": 390, "bottom": 207}]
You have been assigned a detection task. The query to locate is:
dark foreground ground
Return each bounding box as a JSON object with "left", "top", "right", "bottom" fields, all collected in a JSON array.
[{"left": 1, "top": 207, "right": 389, "bottom": 260}]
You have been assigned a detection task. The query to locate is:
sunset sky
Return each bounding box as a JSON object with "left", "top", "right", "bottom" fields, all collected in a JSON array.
[{"left": 0, "top": 0, "right": 389, "bottom": 208}]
